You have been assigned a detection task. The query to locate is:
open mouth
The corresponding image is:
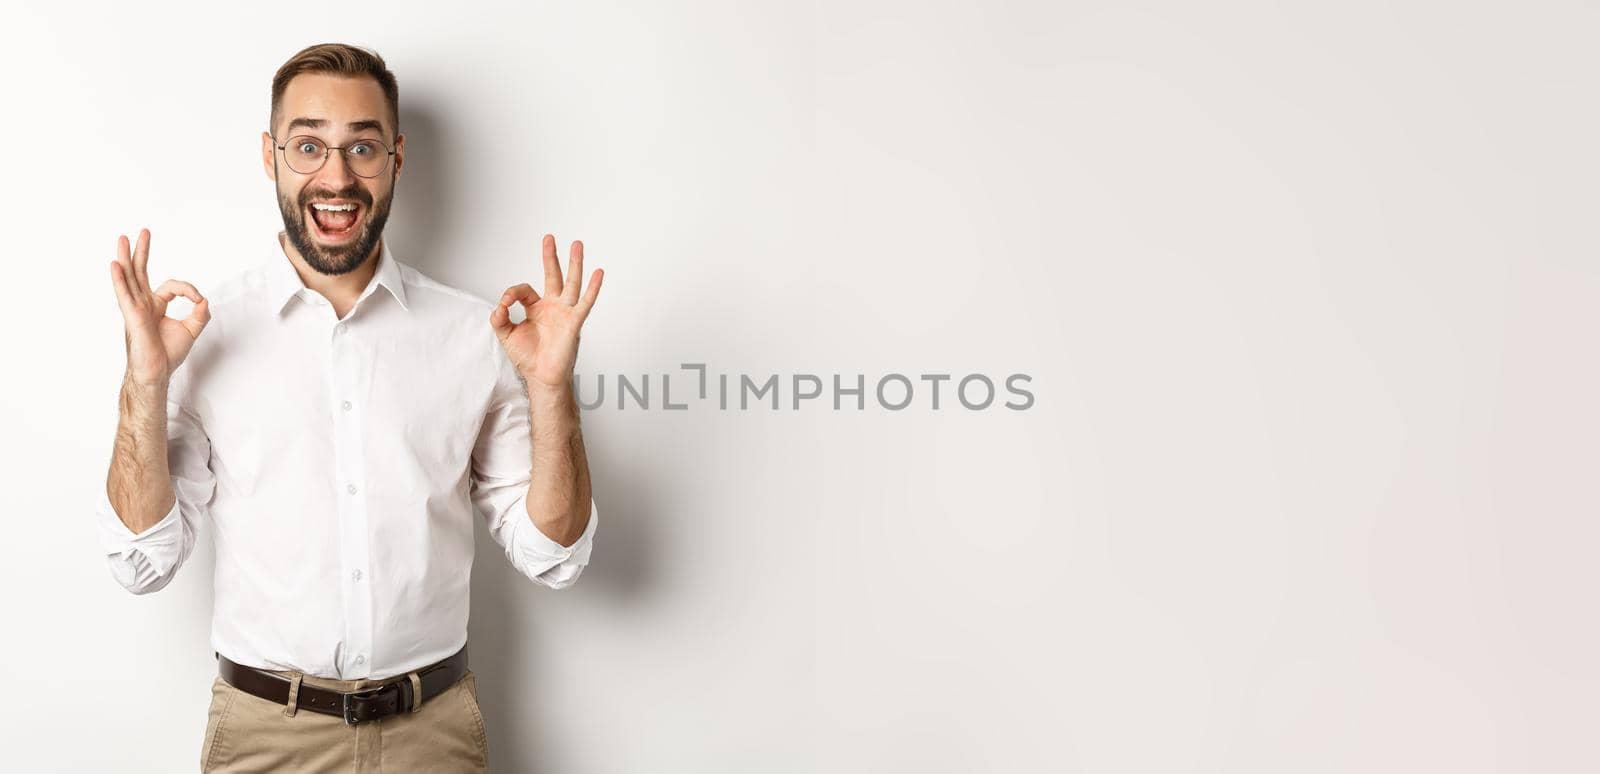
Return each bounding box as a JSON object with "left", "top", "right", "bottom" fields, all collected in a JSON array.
[{"left": 307, "top": 200, "right": 364, "bottom": 242}]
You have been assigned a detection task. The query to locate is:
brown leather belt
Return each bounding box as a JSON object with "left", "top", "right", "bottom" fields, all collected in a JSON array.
[{"left": 216, "top": 644, "right": 468, "bottom": 725}]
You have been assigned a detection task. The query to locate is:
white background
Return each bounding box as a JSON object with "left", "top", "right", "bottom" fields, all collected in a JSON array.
[{"left": 2, "top": 1, "right": 1595, "bottom": 771}]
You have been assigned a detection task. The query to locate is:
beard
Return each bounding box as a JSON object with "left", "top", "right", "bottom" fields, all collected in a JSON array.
[{"left": 277, "top": 180, "right": 394, "bottom": 276}]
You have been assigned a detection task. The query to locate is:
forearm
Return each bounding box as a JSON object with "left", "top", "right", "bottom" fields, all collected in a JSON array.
[
  {"left": 106, "top": 373, "right": 176, "bottom": 535},
  {"left": 522, "top": 376, "right": 593, "bottom": 547}
]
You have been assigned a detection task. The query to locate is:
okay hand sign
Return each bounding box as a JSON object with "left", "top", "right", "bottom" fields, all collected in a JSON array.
[
  {"left": 490, "top": 234, "right": 603, "bottom": 391},
  {"left": 108, "top": 228, "right": 211, "bottom": 387}
]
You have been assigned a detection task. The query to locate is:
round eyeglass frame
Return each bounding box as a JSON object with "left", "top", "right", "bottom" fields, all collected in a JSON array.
[{"left": 272, "top": 134, "right": 397, "bottom": 178}]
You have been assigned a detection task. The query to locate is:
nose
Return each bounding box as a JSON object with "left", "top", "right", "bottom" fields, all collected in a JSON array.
[{"left": 314, "top": 147, "right": 357, "bottom": 189}]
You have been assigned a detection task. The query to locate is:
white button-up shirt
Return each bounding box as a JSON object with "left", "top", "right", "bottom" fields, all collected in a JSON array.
[{"left": 93, "top": 233, "right": 598, "bottom": 680}]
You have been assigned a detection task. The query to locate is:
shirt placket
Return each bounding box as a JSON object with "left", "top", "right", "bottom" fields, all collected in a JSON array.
[{"left": 329, "top": 313, "right": 375, "bottom": 678}]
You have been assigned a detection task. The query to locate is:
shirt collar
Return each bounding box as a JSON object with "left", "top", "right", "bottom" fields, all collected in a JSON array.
[{"left": 269, "top": 232, "right": 410, "bottom": 316}]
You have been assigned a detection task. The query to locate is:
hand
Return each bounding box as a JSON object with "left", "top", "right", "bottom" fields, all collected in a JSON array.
[
  {"left": 109, "top": 228, "right": 212, "bottom": 386},
  {"left": 491, "top": 234, "right": 603, "bottom": 390}
]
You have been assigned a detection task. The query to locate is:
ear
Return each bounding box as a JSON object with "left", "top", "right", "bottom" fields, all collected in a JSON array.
[
  {"left": 392, "top": 132, "right": 405, "bottom": 181},
  {"left": 261, "top": 131, "right": 277, "bottom": 182}
]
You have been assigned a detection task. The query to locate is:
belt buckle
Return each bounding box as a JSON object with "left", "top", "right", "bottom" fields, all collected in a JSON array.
[{"left": 342, "top": 687, "right": 386, "bottom": 726}]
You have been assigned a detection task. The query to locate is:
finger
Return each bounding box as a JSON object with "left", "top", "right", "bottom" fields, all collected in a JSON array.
[
  {"left": 115, "top": 235, "right": 139, "bottom": 298},
  {"left": 153, "top": 278, "right": 202, "bottom": 318},
  {"left": 154, "top": 278, "right": 203, "bottom": 303},
  {"left": 541, "top": 234, "right": 563, "bottom": 298},
  {"left": 501, "top": 282, "right": 541, "bottom": 314},
  {"left": 109, "top": 259, "right": 138, "bottom": 321},
  {"left": 112, "top": 235, "right": 143, "bottom": 314},
  {"left": 562, "top": 240, "right": 584, "bottom": 305},
  {"left": 133, "top": 228, "right": 153, "bottom": 297},
  {"left": 576, "top": 268, "right": 604, "bottom": 320}
]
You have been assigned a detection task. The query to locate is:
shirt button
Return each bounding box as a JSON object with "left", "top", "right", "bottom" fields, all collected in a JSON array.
[
  {"left": 336, "top": 323, "right": 346, "bottom": 334},
  {"left": 354, "top": 655, "right": 366, "bottom": 666},
  {"left": 351, "top": 569, "right": 363, "bottom": 581},
  {"left": 341, "top": 400, "right": 352, "bottom": 411},
  {"left": 347, "top": 483, "right": 358, "bottom": 495}
]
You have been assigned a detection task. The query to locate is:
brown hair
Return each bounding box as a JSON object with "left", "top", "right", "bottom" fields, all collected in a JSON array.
[{"left": 270, "top": 43, "right": 399, "bottom": 138}]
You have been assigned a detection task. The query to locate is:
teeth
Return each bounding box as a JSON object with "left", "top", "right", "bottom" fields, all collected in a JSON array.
[{"left": 311, "top": 203, "right": 357, "bottom": 212}]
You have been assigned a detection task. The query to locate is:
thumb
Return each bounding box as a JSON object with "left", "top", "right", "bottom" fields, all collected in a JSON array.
[
  {"left": 180, "top": 296, "right": 212, "bottom": 341},
  {"left": 489, "top": 301, "right": 514, "bottom": 344}
]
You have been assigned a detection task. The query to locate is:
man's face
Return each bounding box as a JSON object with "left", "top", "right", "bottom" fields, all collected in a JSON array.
[{"left": 261, "top": 72, "right": 404, "bottom": 276}]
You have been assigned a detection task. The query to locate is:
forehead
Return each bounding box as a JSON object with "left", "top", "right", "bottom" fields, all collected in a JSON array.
[{"left": 277, "top": 72, "right": 390, "bottom": 133}]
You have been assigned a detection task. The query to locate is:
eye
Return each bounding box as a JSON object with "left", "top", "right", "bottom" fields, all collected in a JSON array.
[
  {"left": 349, "top": 143, "right": 373, "bottom": 156},
  {"left": 296, "top": 142, "right": 321, "bottom": 155}
]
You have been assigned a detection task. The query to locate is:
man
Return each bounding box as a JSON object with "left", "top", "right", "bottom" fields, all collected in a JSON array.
[{"left": 97, "top": 43, "right": 602, "bottom": 772}]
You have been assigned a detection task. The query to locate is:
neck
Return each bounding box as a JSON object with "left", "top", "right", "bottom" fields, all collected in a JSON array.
[{"left": 277, "top": 231, "right": 382, "bottom": 315}]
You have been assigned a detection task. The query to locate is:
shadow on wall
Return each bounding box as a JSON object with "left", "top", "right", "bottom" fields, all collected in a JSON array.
[
  {"left": 391, "top": 94, "right": 665, "bottom": 771},
  {"left": 467, "top": 441, "right": 663, "bottom": 771},
  {"left": 387, "top": 97, "right": 455, "bottom": 272}
]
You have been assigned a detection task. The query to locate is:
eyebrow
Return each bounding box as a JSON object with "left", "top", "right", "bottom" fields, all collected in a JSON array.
[{"left": 285, "top": 117, "right": 388, "bottom": 135}]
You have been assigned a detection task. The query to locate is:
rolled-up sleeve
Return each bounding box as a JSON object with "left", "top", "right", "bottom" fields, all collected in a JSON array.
[
  {"left": 470, "top": 349, "right": 597, "bottom": 590},
  {"left": 94, "top": 398, "right": 214, "bottom": 595}
]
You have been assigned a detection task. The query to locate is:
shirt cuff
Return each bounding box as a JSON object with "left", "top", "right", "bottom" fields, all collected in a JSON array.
[
  {"left": 94, "top": 488, "right": 185, "bottom": 579},
  {"left": 507, "top": 496, "right": 598, "bottom": 581}
]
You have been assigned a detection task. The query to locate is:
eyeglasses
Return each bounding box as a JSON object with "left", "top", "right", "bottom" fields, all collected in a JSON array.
[{"left": 272, "top": 134, "right": 396, "bottom": 178}]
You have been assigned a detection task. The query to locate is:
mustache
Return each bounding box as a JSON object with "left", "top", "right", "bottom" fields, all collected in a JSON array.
[{"left": 298, "top": 187, "right": 373, "bottom": 207}]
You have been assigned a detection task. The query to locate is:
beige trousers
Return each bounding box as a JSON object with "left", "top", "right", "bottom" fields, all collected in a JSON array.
[{"left": 200, "top": 665, "right": 491, "bottom": 773}]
